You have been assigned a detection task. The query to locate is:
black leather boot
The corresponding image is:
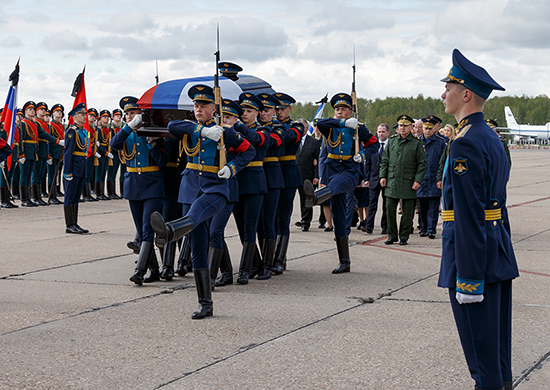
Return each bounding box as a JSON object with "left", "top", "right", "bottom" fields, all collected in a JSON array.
[
  {"left": 20, "top": 185, "right": 37, "bottom": 207},
  {"left": 257, "top": 238, "right": 276, "bottom": 280},
  {"left": 0, "top": 186, "right": 18, "bottom": 208},
  {"left": 32, "top": 184, "right": 47, "bottom": 206},
  {"left": 237, "top": 241, "right": 256, "bottom": 285},
  {"left": 127, "top": 231, "right": 140, "bottom": 254},
  {"left": 107, "top": 180, "right": 121, "bottom": 199},
  {"left": 192, "top": 268, "right": 213, "bottom": 319},
  {"left": 12, "top": 183, "right": 20, "bottom": 200},
  {"left": 175, "top": 235, "right": 191, "bottom": 276},
  {"left": 160, "top": 241, "right": 176, "bottom": 281},
  {"left": 73, "top": 203, "right": 89, "bottom": 233},
  {"left": 144, "top": 248, "right": 160, "bottom": 283},
  {"left": 272, "top": 235, "right": 289, "bottom": 275},
  {"left": 304, "top": 179, "right": 332, "bottom": 208},
  {"left": 49, "top": 185, "right": 62, "bottom": 205},
  {"left": 96, "top": 182, "right": 109, "bottom": 201},
  {"left": 249, "top": 244, "right": 262, "bottom": 279},
  {"left": 333, "top": 235, "right": 351, "bottom": 274},
  {"left": 150, "top": 212, "right": 194, "bottom": 246},
  {"left": 119, "top": 179, "right": 124, "bottom": 198},
  {"left": 130, "top": 241, "right": 153, "bottom": 285},
  {"left": 215, "top": 243, "right": 233, "bottom": 286},
  {"left": 64, "top": 204, "right": 82, "bottom": 234},
  {"left": 208, "top": 246, "right": 224, "bottom": 290},
  {"left": 40, "top": 180, "right": 48, "bottom": 198}
]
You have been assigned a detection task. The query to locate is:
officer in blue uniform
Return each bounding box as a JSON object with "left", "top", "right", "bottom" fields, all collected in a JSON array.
[
  {"left": 111, "top": 96, "right": 167, "bottom": 285},
  {"left": 417, "top": 116, "right": 446, "bottom": 238},
  {"left": 63, "top": 103, "right": 90, "bottom": 234},
  {"left": 438, "top": 49, "right": 518, "bottom": 390},
  {"left": 304, "top": 93, "right": 379, "bottom": 273},
  {"left": 150, "top": 85, "right": 255, "bottom": 319}
]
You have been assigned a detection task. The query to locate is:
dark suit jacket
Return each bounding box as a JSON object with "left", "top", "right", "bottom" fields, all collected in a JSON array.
[
  {"left": 296, "top": 134, "right": 320, "bottom": 183},
  {"left": 365, "top": 142, "right": 385, "bottom": 189}
]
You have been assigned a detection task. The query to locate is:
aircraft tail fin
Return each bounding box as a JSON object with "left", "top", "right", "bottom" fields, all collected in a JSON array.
[{"left": 504, "top": 106, "right": 518, "bottom": 128}]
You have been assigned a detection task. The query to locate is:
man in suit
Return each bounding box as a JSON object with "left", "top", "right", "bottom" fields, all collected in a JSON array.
[
  {"left": 364, "top": 123, "right": 389, "bottom": 234},
  {"left": 296, "top": 119, "right": 320, "bottom": 231}
]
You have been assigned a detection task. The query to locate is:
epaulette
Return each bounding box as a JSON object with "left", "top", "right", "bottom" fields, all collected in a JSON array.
[{"left": 390, "top": 133, "right": 399, "bottom": 138}]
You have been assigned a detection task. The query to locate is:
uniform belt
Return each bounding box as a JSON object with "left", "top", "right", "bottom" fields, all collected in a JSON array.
[
  {"left": 441, "top": 209, "right": 502, "bottom": 222},
  {"left": 186, "top": 162, "right": 218, "bottom": 173},
  {"left": 166, "top": 162, "right": 178, "bottom": 168},
  {"left": 263, "top": 157, "right": 279, "bottom": 162},
  {"left": 328, "top": 153, "right": 352, "bottom": 161},
  {"left": 100, "top": 143, "right": 108, "bottom": 146},
  {"left": 279, "top": 155, "right": 296, "bottom": 161},
  {"left": 13, "top": 142, "right": 19, "bottom": 146},
  {"left": 23, "top": 140, "right": 37, "bottom": 144},
  {"left": 246, "top": 161, "right": 263, "bottom": 167},
  {"left": 38, "top": 138, "right": 48, "bottom": 142},
  {"left": 127, "top": 166, "right": 160, "bottom": 174},
  {"left": 73, "top": 151, "right": 87, "bottom": 156}
]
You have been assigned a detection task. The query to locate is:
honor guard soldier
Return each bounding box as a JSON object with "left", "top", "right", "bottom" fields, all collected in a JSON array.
[
  {"left": 82, "top": 108, "right": 99, "bottom": 201},
  {"left": 486, "top": 118, "right": 512, "bottom": 170},
  {"left": 438, "top": 49, "right": 518, "bottom": 390},
  {"left": 304, "top": 93, "right": 379, "bottom": 273},
  {"left": 417, "top": 116, "right": 446, "bottom": 238},
  {"left": 63, "top": 103, "right": 90, "bottom": 234},
  {"left": 11, "top": 109, "right": 24, "bottom": 200},
  {"left": 107, "top": 108, "right": 124, "bottom": 199},
  {"left": 48, "top": 104, "right": 65, "bottom": 205},
  {"left": 94, "top": 110, "right": 114, "bottom": 200},
  {"left": 111, "top": 96, "right": 166, "bottom": 284},
  {"left": 150, "top": 85, "right": 255, "bottom": 319}
]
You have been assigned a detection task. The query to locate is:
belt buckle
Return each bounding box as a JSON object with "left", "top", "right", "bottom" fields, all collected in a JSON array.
[
  {"left": 137, "top": 167, "right": 142, "bottom": 174},
  {"left": 198, "top": 164, "right": 203, "bottom": 171}
]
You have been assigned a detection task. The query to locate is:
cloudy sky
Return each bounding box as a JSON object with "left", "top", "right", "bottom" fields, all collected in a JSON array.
[{"left": 0, "top": 0, "right": 548, "bottom": 114}]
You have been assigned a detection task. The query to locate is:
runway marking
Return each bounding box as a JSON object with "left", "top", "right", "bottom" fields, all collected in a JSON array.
[
  {"left": 519, "top": 270, "right": 550, "bottom": 278},
  {"left": 508, "top": 195, "right": 550, "bottom": 208}
]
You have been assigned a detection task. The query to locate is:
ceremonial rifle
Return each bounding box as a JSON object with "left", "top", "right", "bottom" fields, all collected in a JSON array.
[
  {"left": 213, "top": 23, "right": 226, "bottom": 169},
  {"left": 352, "top": 46, "right": 360, "bottom": 156}
]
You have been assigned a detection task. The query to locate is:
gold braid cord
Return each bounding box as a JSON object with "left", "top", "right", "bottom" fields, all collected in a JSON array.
[
  {"left": 183, "top": 134, "right": 200, "bottom": 157},
  {"left": 326, "top": 128, "right": 341, "bottom": 148}
]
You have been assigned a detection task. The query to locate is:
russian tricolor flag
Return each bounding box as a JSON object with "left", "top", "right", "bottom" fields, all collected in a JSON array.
[
  {"left": 307, "top": 94, "right": 328, "bottom": 135},
  {"left": 1, "top": 60, "right": 20, "bottom": 170}
]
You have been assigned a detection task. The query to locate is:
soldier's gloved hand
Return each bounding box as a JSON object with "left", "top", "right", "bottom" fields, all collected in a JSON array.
[
  {"left": 353, "top": 153, "right": 363, "bottom": 163},
  {"left": 201, "top": 125, "right": 223, "bottom": 142},
  {"left": 64, "top": 175, "right": 73, "bottom": 181},
  {"left": 345, "top": 118, "right": 358, "bottom": 128},
  {"left": 94, "top": 152, "right": 101, "bottom": 158},
  {"left": 217, "top": 165, "right": 231, "bottom": 179},
  {"left": 127, "top": 114, "right": 142, "bottom": 130},
  {"left": 19, "top": 157, "right": 26, "bottom": 164},
  {"left": 47, "top": 158, "right": 53, "bottom": 165},
  {"left": 456, "top": 292, "right": 484, "bottom": 304},
  {"left": 0, "top": 161, "right": 5, "bottom": 168},
  {"left": 107, "top": 152, "right": 114, "bottom": 159},
  {"left": 58, "top": 139, "right": 65, "bottom": 147},
  {"left": 96, "top": 141, "right": 100, "bottom": 147}
]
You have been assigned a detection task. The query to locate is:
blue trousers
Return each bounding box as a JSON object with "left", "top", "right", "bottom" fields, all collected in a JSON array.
[
  {"left": 210, "top": 203, "right": 234, "bottom": 250},
  {"left": 19, "top": 159, "right": 35, "bottom": 186},
  {"left": 129, "top": 198, "right": 163, "bottom": 243},
  {"left": 276, "top": 187, "right": 297, "bottom": 236},
  {"left": 327, "top": 170, "right": 361, "bottom": 237},
  {"left": 418, "top": 197, "right": 440, "bottom": 234},
  {"left": 86, "top": 158, "right": 95, "bottom": 184},
  {"left": 234, "top": 193, "right": 263, "bottom": 244},
  {"left": 259, "top": 188, "right": 280, "bottom": 241},
  {"left": 449, "top": 280, "right": 513, "bottom": 390},
  {"left": 63, "top": 177, "right": 85, "bottom": 206},
  {"left": 32, "top": 158, "right": 47, "bottom": 186},
  {"left": 107, "top": 157, "right": 121, "bottom": 181}
]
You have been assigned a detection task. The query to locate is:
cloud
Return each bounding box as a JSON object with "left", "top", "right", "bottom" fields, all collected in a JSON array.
[
  {"left": 1, "top": 35, "right": 24, "bottom": 48},
  {"left": 42, "top": 30, "right": 90, "bottom": 51},
  {"left": 99, "top": 11, "right": 158, "bottom": 34}
]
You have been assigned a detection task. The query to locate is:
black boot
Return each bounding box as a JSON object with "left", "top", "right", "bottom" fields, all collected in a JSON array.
[
  {"left": 12, "top": 183, "right": 20, "bottom": 200},
  {"left": 40, "top": 180, "right": 48, "bottom": 198},
  {"left": 144, "top": 249, "right": 160, "bottom": 283},
  {"left": 82, "top": 183, "right": 94, "bottom": 202},
  {"left": 107, "top": 180, "right": 120, "bottom": 199},
  {"left": 96, "top": 182, "right": 109, "bottom": 201},
  {"left": 257, "top": 238, "right": 276, "bottom": 280},
  {"left": 49, "top": 185, "right": 62, "bottom": 205},
  {"left": 127, "top": 231, "right": 140, "bottom": 254},
  {"left": 333, "top": 235, "right": 351, "bottom": 274},
  {"left": 32, "top": 184, "right": 47, "bottom": 206},
  {"left": 0, "top": 186, "right": 18, "bottom": 208},
  {"left": 215, "top": 243, "right": 233, "bottom": 286},
  {"left": 208, "top": 246, "right": 224, "bottom": 291},
  {"left": 272, "top": 235, "right": 290, "bottom": 275},
  {"left": 73, "top": 203, "right": 89, "bottom": 233},
  {"left": 119, "top": 179, "right": 124, "bottom": 198},
  {"left": 150, "top": 212, "right": 193, "bottom": 245},
  {"left": 304, "top": 179, "right": 332, "bottom": 208},
  {"left": 249, "top": 244, "right": 262, "bottom": 279},
  {"left": 160, "top": 241, "right": 176, "bottom": 281},
  {"left": 192, "top": 268, "right": 213, "bottom": 319},
  {"left": 237, "top": 241, "right": 256, "bottom": 285},
  {"left": 64, "top": 205, "right": 82, "bottom": 234},
  {"left": 20, "top": 185, "right": 37, "bottom": 207},
  {"left": 175, "top": 235, "right": 191, "bottom": 276},
  {"left": 130, "top": 242, "right": 153, "bottom": 285}
]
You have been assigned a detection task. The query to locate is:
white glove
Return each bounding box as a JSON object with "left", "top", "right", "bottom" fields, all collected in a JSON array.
[
  {"left": 65, "top": 175, "right": 73, "bottom": 181},
  {"left": 47, "top": 158, "right": 53, "bottom": 165},
  {"left": 201, "top": 125, "right": 223, "bottom": 142},
  {"left": 456, "top": 292, "right": 484, "bottom": 304},
  {"left": 58, "top": 139, "right": 65, "bottom": 147},
  {"left": 217, "top": 165, "right": 231, "bottom": 179},
  {"left": 353, "top": 154, "right": 363, "bottom": 163},
  {"left": 96, "top": 141, "right": 100, "bottom": 147},
  {"left": 127, "top": 114, "right": 142, "bottom": 130},
  {"left": 19, "top": 157, "right": 26, "bottom": 164},
  {"left": 94, "top": 152, "right": 101, "bottom": 158},
  {"left": 107, "top": 152, "right": 114, "bottom": 159},
  {"left": 146, "top": 137, "right": 159, "bottom": 144},
  {"left": 345, "top": 118, "right": 358, "bottom": 128},
  {"left": 0, "top": 161, "right": 5, "bottom": 168}
]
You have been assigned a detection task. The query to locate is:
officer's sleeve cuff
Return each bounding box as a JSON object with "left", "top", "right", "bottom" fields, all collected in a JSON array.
[
  {"left": 339, "top": 119, "right": 347, "bottom": 127},
  {"left": 227, "top": 161, "right": 237, "bottom": 177},
  {"left": 64, "top": 173, "right": 73, "bottom": 179},
  {"left": 456, "top": 278, "right": 484, "bottom": 295}
]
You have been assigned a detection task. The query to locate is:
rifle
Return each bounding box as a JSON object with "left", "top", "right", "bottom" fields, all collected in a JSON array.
[
  {"left": 92, "top": 127, "right": 99, "bottom": 166},
  {"left": 1, "top": 165, "right": 15, "bottom": 201},
  {"left": 107, "top": 127, "right": 113, "bottom": 167},
  {"left": 352, "top": 46, "right": 360, "bottom": 156},
  {"left": 213, "top": 23, "right": 226, "bottom": 169}
]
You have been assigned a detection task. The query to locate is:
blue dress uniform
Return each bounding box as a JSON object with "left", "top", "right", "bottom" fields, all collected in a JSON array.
[
  {"left": 48, "top": 104, "right": 65, "bottom": 205},
  {"left": 63, "top": 104, "right": 90, "bottom": 234},
  {"left": 307, "top": 93, "right": 379, "bottom": 273},
  {"left": 417, "top": 117, "right": 446, "bottom": 238},
  {"left": 94, "top": 110, "right": 112, "bottom": 201},
  {"left": 151, "top": 85, "right": 255, "bottom": 319},
  {"left": 106, "top": 109, "right": 123, "bottom": 199},
  {"left": 438, "top": 49, "right": 518, "bottom": 390}
]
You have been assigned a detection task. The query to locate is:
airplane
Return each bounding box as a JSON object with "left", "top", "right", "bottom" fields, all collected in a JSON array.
[{"left": 501, "top": 106, "right": 550, "bottom": 142}]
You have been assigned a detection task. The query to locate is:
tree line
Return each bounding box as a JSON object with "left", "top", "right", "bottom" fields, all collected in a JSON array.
[{"left": 291, "top": 94, "right": 550, "bottom": 133}]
